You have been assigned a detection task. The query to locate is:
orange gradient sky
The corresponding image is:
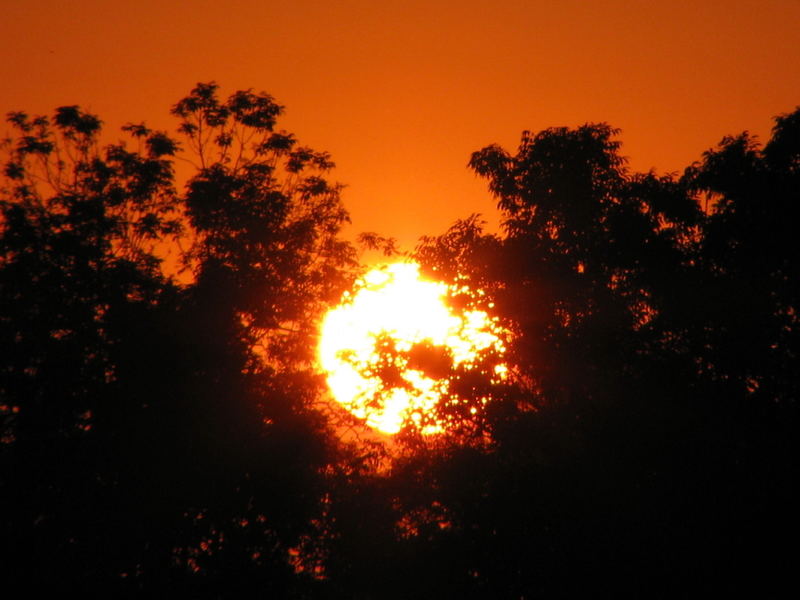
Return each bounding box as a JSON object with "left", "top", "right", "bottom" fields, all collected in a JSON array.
[{"left": 2, "top": 0, "right": 799, "bottom": 249}]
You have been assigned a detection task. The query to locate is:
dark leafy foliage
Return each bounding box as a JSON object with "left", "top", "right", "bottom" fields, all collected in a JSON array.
[
  {"left": 2, "top": 89, "right": 797, "bottom": 597},
  {"left": 376, "top": 115, "right": 798, "bottom": 597},
  {"left": 1, "top": 84, "right": 358, "bottom": 597}
]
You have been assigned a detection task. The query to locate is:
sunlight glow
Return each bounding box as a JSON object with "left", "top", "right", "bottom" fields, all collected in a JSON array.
[{"left": 318, "top": 262, "right": 507, "bottom": 434}]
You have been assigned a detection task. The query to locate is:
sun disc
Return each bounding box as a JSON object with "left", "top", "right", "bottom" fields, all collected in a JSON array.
[{"left": 318, "top": 262, "right": 506, "bottom": 434}]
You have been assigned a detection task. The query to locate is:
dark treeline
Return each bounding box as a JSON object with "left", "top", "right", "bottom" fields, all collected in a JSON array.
[{"left": 1, "top": 83, "right": 797, "bottom": 597}]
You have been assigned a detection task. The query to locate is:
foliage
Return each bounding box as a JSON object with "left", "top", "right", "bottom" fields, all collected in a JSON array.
[
  {"left": 390, "top": 116, "right": 798, "bottom": 596},
  {"left": 172, "top": 82, "right": 357, "bottom": 369},
  {"left": 1, "top": 87, "right": 797, "bottom": 596},
  {"left": 0, "top": 83, "right": 358, "bottom": 596}
]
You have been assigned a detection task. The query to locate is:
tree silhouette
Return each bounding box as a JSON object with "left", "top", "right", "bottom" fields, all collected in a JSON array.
[
  {"left": 1, "top": 83, "right": 358, "bottom": 596},
  {"left": 374, "top": 116, "right": 799, "bottom": 596},
  {"left": 2, "top": 87, "right": 797, "bottom": 596}
]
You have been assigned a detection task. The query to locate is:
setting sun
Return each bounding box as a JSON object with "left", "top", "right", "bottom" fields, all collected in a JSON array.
[{"left": 318, "top": 262, "right": 507, "bottom": 434}]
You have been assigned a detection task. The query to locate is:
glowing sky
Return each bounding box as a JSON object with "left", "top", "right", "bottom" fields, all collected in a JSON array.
[{"left": 2, "top": 0, "right": 799, "bottom": 248}]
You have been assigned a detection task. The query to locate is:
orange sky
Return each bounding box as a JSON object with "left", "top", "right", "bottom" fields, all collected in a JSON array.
[{"left": 2, "top": 0, "right": 799, "bottom": 250}]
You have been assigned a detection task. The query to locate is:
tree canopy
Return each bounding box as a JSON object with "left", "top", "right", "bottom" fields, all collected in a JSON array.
[
  {"left": 1, "top": 86, "right": 797, "bottom": 597},
  {"left": 1, "top": 82, "right": 358, "bottom": 596}
]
